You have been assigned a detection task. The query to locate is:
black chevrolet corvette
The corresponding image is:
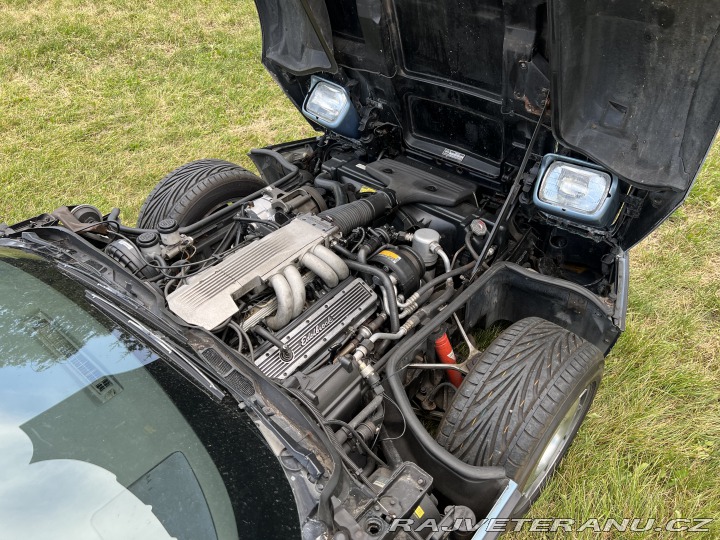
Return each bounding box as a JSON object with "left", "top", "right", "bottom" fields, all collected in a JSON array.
[{"left": 1, "top": 1, "right": 718, "bottom": 538}]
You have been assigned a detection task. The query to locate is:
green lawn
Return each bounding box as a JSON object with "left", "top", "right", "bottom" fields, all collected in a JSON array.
[{"left": 1, "top": 1, "right": 718, "bottom": 537}]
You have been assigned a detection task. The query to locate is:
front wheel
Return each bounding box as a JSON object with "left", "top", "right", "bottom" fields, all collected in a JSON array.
[
  {"left": 437, "top": 317, "right": 604, "bottom": 514},
  {"left": 137, "top": 159, "right": 266, "bottom": 228}
]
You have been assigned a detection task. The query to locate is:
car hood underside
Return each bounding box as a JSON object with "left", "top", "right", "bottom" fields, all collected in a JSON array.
[{"left": 254, "top": 0, "right": 719, "bottom": 195}]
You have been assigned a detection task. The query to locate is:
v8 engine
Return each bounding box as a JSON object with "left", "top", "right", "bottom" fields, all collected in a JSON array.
[
  {"left": 104, "top": 152, "right": 501, "bottom": 405},
  {"left": 163, "top": 190, "right": 409, "bottom": 380}
]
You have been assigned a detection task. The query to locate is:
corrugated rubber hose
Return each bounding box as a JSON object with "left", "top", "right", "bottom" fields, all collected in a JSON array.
[{"left": 319, "top": 192, "right": 393, "bottom": 235}]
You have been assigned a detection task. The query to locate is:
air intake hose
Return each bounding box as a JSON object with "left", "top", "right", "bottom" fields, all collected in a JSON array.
[{"left": 318, "top": 192, "right": 393, "bottom": 235}]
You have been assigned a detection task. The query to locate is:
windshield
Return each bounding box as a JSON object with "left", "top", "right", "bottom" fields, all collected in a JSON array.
[{"left": 0, "top": 247, "right": 301, "bottom": 540}]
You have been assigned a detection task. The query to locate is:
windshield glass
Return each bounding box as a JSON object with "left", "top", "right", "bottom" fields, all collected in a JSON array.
[{"left": 0, "top": 247, "right": 301, "bottom": 540}]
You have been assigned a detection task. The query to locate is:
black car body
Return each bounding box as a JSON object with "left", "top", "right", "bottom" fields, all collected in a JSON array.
[{"left": 1, "top": 1, "right": 718, "bottom": 539}]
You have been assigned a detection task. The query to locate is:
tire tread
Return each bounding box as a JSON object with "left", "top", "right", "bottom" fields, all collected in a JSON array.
[
  {"left": 137, "top": 159, "right": 264, "bottom": 228},
  {"left": 437, "top": 318, "right": 603, "bottom": 482}
]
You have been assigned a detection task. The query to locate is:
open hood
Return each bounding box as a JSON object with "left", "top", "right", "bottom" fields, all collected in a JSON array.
[
  {"left": 253, "top": 0, "right": 719, "bottom": 244},
  {"left": 549, "top": 1, "right": 719, "bottom": 193}
]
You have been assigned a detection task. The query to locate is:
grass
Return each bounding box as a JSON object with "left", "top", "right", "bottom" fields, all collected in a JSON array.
[
  {"left": 0, "top": 1, "right": 718, "bottom": 537},
  {"left": 0, "top": 0, "right": 313, "bottom": 222}
]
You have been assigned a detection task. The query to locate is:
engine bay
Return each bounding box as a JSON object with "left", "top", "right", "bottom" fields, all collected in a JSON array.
[{"left": 85, "top": 143, "right": 626, "bottom": 423}]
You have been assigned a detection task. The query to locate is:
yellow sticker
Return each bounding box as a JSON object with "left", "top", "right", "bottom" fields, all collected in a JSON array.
[
  {"left": 378, "top": 250, "right": 400, "bottom": 261},
  {"left": 359, "top": 185, "right": 377, "bottom": 194},
  {"left": 413, "top": 506, "right": 425, "bottom": 519}
]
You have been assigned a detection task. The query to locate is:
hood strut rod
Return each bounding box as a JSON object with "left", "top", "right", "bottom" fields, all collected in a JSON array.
[{"left": 471, "top": 97, "right": 550, "bottom": 278}]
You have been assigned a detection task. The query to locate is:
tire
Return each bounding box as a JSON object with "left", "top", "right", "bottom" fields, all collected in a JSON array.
[
  {"left": 137, "top": 159, "right": 266, "bottom": 228},
  {"left": 437, "top": 317, "right": 603, "bottom": 513}
]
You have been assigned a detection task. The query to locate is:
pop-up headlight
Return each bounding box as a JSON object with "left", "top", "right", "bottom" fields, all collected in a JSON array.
[
  {"left": 533, "top": 154, "right": 620, "bottom": 228},
  {"left": 302, "top": 78, "right": 359, "bottom": 138}
]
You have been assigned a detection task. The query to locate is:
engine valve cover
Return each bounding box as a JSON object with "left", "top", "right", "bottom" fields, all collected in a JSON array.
[{"left": 255, "top": 278, "right": 377, "bottom": 379}]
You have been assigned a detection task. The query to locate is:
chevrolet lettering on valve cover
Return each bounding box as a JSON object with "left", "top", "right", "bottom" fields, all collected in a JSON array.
[{"left": 1, "top": 1, "right": 719, "bottom": 539}]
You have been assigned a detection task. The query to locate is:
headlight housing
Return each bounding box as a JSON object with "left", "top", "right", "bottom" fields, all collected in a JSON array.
[
  {"left": 302, "top": 78, "right": 359, "bottom": 138},
  {"left": 533, "top": 155, "right": 620, "bottom": 228}
]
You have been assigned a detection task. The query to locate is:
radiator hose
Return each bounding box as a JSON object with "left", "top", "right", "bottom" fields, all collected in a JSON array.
[{"left": 314, "top": 172, "right": 348, "bottom": 207}]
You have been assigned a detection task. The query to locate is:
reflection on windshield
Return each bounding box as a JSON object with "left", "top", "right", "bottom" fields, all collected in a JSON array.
[
  {"left": 0, "top": 425, "right": 174, "bottom": 539},
  {"left": 0, "top": 252, "right": 301, "bottom": 540},
  {"left": 0, "top": 257, "right": 230, "bottom": 539}
]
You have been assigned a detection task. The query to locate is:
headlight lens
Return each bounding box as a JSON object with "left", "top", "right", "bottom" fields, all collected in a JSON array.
[
  {"left": 302, "top": 78, "right": 359, "bottom": 138},
  {"left": 537, "top": 162, "right": 612, "bottom": 215},
  {"left": 305, "top": 81, "right": 349, "bottom": 123},
  {"left": 532, "top": 155, "right": 621, "bottom": 228}
]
